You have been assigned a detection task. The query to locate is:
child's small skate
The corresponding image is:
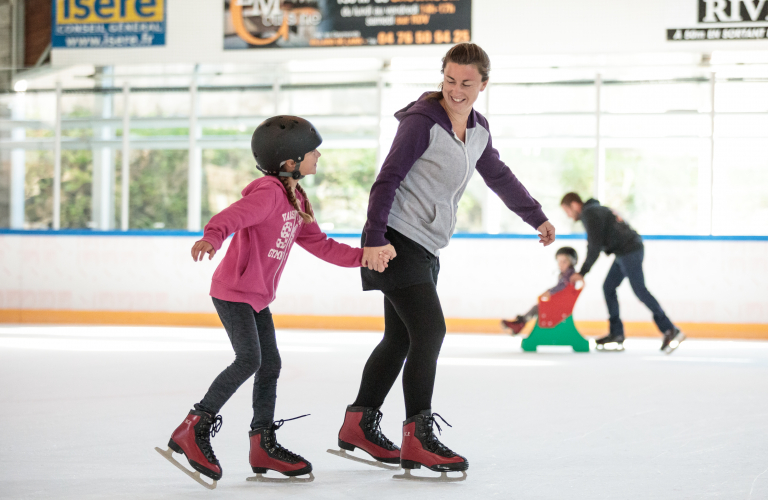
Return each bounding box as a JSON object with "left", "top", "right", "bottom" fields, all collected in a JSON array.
[
  {"left": 501, "top": 316, "right": 527, "bottom": 335},
  {"left": 247, "top": 416, "right": 314, "bottom": 483},
  {"left": 155, "top": 409, "right": 223, "bottom": 490},
  {"left": 595, "top": 333, "right": 625, "bottom": 351}
]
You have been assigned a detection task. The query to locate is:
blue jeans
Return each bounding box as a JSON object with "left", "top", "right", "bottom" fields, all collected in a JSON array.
[{"left": 603, "top": 248, "right": 674, "bottom": 336}]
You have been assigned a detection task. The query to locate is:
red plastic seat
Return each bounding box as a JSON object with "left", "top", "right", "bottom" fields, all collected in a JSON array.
[{"left": 538, "top": 283, "right": 582, "bottom": 328}]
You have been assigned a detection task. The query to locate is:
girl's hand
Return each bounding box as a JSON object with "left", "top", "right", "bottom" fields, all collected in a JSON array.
[
  {"left": 379, "top": 244, "right": 397, "bottom": 260},
  {"left": 191, "top": 240, "right": 216, "bottom": 262},
  {"left": 362, "top": 246, "right": 393, "bottom": 273}
]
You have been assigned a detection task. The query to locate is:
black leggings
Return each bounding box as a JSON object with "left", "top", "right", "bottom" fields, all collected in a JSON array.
[
  {"left": 197, "top": 298, "right": 281, "bottom": 430},
  {"left": 353, "top": 282, "right": 447, "bottom": 418}
]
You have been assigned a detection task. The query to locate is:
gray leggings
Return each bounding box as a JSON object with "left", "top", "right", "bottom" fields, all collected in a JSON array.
[{"left": 197, "top": 298, "right": 281, "bottom": 430}]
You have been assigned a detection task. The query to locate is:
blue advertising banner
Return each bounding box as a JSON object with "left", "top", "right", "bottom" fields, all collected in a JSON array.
[{"left": 52, "top": 0, "right": 166, "bottom": 48}]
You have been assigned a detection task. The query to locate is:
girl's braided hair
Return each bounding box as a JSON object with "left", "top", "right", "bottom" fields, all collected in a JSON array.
[{"left": 278, "top": 176, "right": 315, "bottom": 224}]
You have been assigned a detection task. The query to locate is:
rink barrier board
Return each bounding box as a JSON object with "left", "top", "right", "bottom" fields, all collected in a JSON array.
[
  {"left": 1, "top": 309, "right": 767, "bottom": 339},
  {"left": 2, "top": 229, "right": 768, "bottom": 241}
]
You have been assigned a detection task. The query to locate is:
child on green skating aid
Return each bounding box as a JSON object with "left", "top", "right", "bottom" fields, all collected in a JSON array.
[
  {"left": 501, "top": 246, "right": 578, "bottom": 334},
  {"left": 155, "top": 116, "right": 396, "bottom": 489}
]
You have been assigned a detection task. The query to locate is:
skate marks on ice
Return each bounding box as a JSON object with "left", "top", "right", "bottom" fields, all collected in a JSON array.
[
  {"left": 326, "top": 448, "right": 401, "bottom": 470},
  {"left": 246, "top": 471, "right": 315, "bottom": 483},
  {"left": 392, "top": 468, "right": 468, "bottom": 482},
  {"left": 154, "top": 446, "right": 217, "bottom": 490}
]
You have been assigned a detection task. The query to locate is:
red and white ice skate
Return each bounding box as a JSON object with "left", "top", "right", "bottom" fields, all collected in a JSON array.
[
  {"left": 394, "top": 411, "right": 468, "bottom": 482},
  {"left": 247, "top": 416, "right": 314, "bottom": 483},
  {"left": 327, "top": 405, "right": 401, "bottom": 470},
  {"left": 155, "top": 409, "right": 223, "bottom": 490}
]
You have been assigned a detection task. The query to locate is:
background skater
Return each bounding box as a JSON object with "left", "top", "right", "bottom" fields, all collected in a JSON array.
[{"left": 560, "top": 192, "right": 685, "bottom": 353}]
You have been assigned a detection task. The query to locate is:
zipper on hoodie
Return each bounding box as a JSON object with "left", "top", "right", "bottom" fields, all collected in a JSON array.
[{"left": 449, "top": 131, "right": 472, "bottom": 238}]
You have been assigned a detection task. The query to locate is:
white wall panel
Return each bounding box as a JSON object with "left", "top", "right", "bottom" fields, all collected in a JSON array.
[{"left": 1, "top": 234, "right": 766, "bottom": 324}]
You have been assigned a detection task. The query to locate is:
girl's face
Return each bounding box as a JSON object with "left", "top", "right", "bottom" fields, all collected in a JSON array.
[
  {"left": 556, "top": 254, "right": 572, "bottom": 273},
  {"left": 441, "top": 62, "right": 488, "bottom": 116},
  {"left": 296, "top": 149, "right": 321, "bottom": 176}
]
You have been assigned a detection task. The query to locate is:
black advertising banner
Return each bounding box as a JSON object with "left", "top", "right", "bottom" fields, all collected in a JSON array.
[
  {"left": 667, "top": 27, "right": 767, "bottom": 40},
  {"left": 697, "top": 0, "right": 768, "bottom": 23},
  {"left": 224, "top": 0, "right": 471, "bottom": 49},
  {"left": 668, "top": 0, "right": 768, "bottom": 42}
]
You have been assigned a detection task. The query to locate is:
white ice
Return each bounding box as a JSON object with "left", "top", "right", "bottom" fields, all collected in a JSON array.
[{"left": 1, "top": 325, "right": 767, "bottom": 499}]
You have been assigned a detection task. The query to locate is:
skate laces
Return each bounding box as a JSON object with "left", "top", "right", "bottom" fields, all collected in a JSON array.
[
  {"left": 196, "top": 414, "right": 223, "bottom": 463},
  {"left": 365, "top": 409, "right": 395, "bottom": 448},
  {"left": 272, "top": 414, "right": 309, "bottom": 430},
  {"left": 266, "top": 414, "right": 309, "bottom": 463},
  {"left": 421, "top": 413, "right": 455, "bottom": 456},
  {"left": 209, "top": 415, "right": 223, "bottom": 438}
]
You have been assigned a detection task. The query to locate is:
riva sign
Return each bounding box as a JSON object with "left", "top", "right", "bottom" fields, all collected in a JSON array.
[
  {"left": 667, "top": 0, "right": 768, "bottom": 41},
  {"left": 699, "top": 0, "right": 768, "bottom": 22}
]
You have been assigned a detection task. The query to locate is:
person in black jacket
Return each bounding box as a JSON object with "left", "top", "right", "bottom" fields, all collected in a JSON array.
[{"left": 560, "top": 192, "right": 685, "bottom": 353}]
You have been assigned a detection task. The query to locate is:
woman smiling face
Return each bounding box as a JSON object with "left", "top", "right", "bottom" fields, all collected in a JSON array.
[{"left": 441, "top": 62, "right": 488, "bottom": 116}]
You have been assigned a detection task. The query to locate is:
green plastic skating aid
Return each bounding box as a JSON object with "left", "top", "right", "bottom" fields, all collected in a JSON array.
[
  {"left": 521, "top": 315, "right": 590, "bottom": 352},
  {"left": 520, "top": 283, "right": 590, "bottom": 353}
]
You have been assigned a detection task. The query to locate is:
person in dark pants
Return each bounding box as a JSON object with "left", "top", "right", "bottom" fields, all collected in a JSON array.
[
  {"left": 331, "top": 43, "right": 556, "bottom": 479},
  {"left": 560, "top": 192, "right": 685, "bottom": 353}
]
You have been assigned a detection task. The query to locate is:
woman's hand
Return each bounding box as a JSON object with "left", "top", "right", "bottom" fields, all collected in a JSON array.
[
  {"left": 570, "top": 273, "right": 584, "bottom": 284},
  {"left": 191, "top": 240, "right": 216, "bottom": 262},
  {"left": 362, "top": 245, "right": 397, "bottom": 273},
  {"left": 537, "top": 221, "right": 556, "bottom": 246}
]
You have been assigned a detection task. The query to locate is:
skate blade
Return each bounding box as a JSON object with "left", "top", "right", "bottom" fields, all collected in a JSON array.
[
  {"left": 596, "top": 343, "right": 624, "bottom": 351},
  {"left": 392, "top": 468, "right": 467, "bottom": 482},
  {"left": 326, "top": 448, "right": 400, "bottom": 470},
  {"left": 246, "top": 472, "right": 314, "bottom": 483},
  {"left": 155, "top": 446, "right": 217, "bottom": 490},
  {"left": 664, "top": 332, "right": 686, "bottom": 355}
]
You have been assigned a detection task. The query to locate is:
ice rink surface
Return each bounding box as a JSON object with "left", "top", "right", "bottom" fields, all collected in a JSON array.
[{"left": 1, "top": 325, "right": 767, "bottom": 500}]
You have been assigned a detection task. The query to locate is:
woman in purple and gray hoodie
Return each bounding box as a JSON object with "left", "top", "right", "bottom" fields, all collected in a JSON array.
[{"left": 331, "top": 44, "right": 556, "bottom": 479}]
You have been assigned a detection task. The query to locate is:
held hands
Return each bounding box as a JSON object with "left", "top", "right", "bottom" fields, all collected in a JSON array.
[
  {"left": 540, "top": 291, "right": 552, "bottom": 301},
  {"left": 362, "top": 244, "right": 397, "bottom": 273},
  {"left": 537, "top": 221, "right": 556, "bottom": 246},
  {"left": 191, "top": 240, "right": 216, "bottom": 262}
]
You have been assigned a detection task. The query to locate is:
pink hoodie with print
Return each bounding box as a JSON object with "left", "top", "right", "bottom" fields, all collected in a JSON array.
[{"left": 201, "top": 176, "right": 363, "bottom": 312}]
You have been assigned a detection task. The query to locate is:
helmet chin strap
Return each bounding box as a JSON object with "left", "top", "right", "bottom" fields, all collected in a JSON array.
[
  {"left": 278, "top": 157, "right": 305, "bottom": 180},
  {"left": 278, "top": 170, "right": 304, "bottom": 180}
]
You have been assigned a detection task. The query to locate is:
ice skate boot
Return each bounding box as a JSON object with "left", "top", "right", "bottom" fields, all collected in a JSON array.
[
  {"left": 327, "top": 405, "right": 400, "bottom": 470},
  {"left": 155, "top": 409, "right": 222, "bottom": 490},
  {"left": 393, "top": 411, "right": 468, "bottom": 482},
  {"left": 661, "top": 327, "right": 686, "bottom": 354},
  {"left": 501, "top": 316, "right": 527, "bottom": 335},
  {"left": 247, "top": 415, "right": 314, "bottom": 483},
  {"left": 595, "top": 333, "right": 625, "bottom": 351}
]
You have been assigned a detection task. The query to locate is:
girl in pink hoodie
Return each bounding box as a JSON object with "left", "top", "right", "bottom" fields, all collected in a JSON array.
[{"left": 157, "top": 116, "right": 394, "bottom": 488}]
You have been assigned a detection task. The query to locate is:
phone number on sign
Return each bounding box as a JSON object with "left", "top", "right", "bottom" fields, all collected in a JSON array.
[{"left": 377, "top": 29, "right": 469, "bottom": 44}]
